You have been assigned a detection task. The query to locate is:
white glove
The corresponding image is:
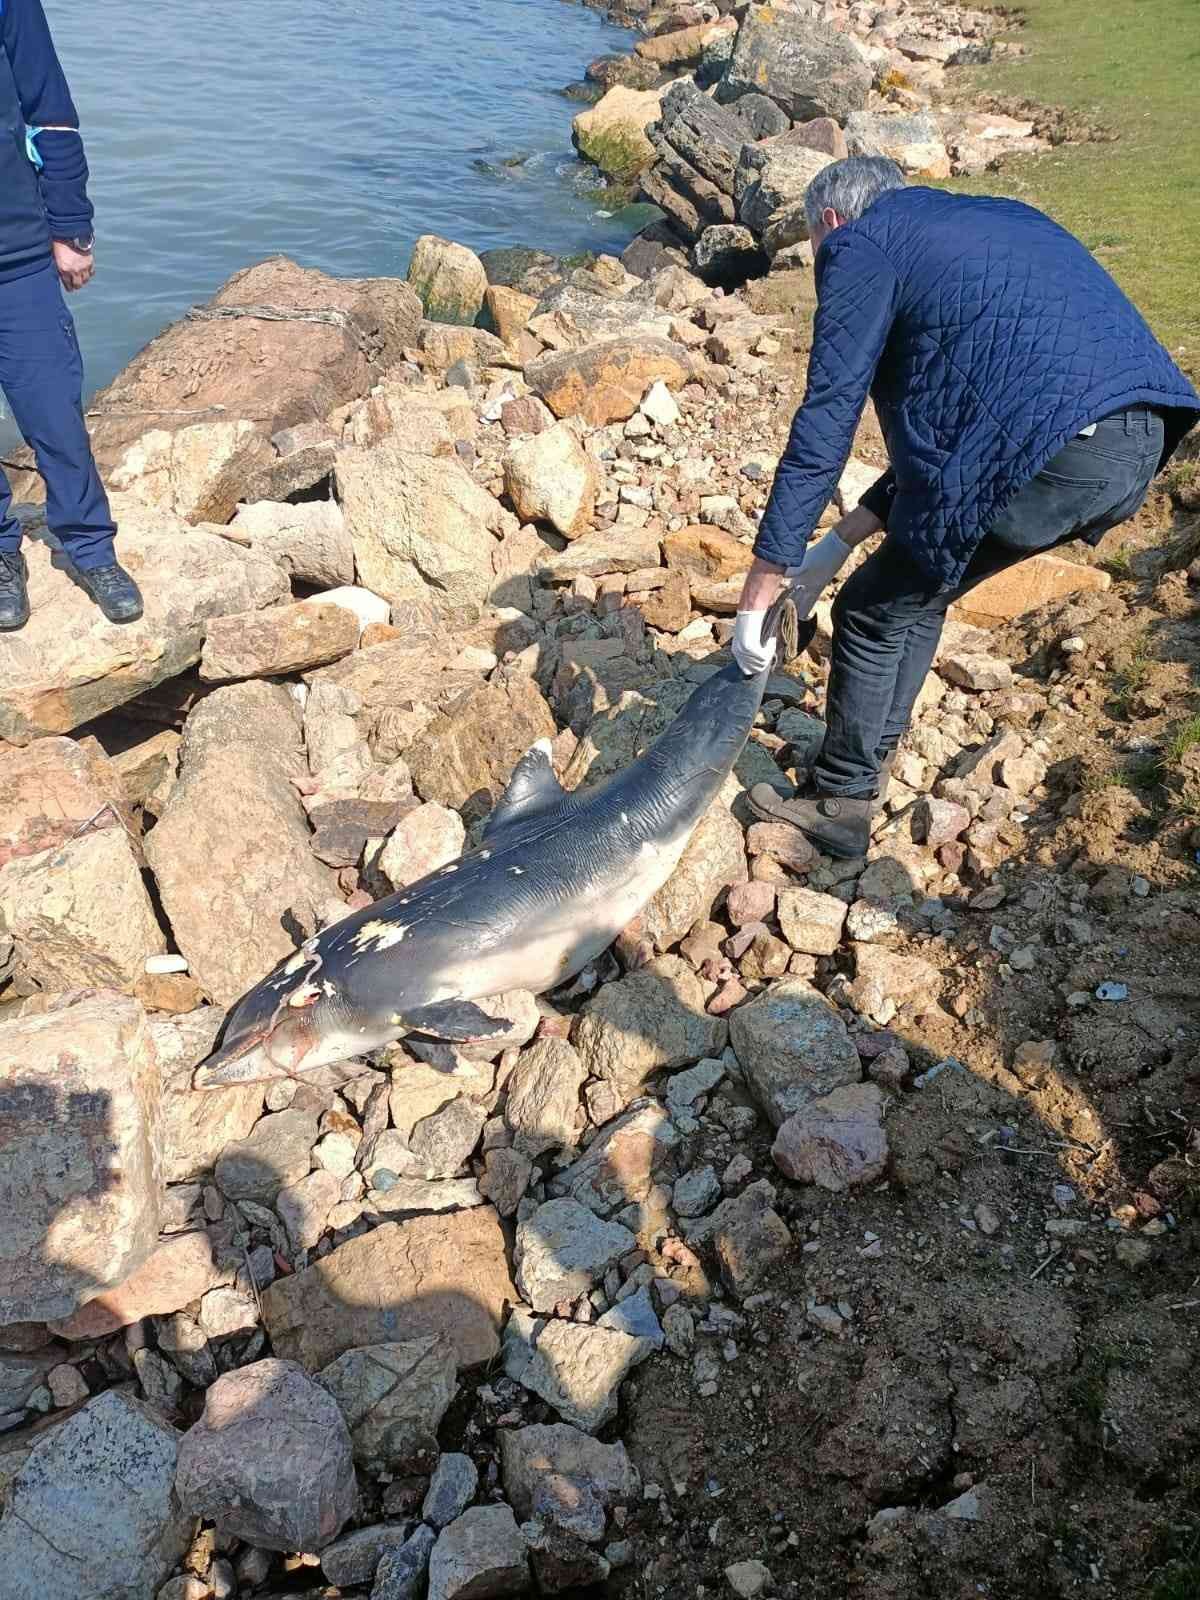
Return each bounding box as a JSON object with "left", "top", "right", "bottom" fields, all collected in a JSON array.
[
  {"left": 732, "top": 609, "right": 775, "bottom": 676},
  {"left": 785, "top": 530, "right": 853, "bottom": 616}
]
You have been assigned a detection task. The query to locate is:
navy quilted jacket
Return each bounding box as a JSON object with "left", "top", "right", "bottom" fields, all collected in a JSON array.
[{"left": 755, "top": 187, "right": 1200, "bottom": 587}]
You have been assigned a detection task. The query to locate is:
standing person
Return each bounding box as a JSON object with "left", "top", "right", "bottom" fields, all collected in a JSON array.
[
  {"left": 0, "top": 0, "right": 142, "bottom": 631},
  {"left": 733, "top": 157, "right": 1200, "bottom": 858}
]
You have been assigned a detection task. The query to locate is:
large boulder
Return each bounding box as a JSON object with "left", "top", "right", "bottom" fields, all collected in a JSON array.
[
  {"left": 407, "top": 235, "right": 488, "bottom": 326},
  {"left": 262, "top": 1207, "right": 516, "bottom": 1370},
  {"left": 0, "top": 826, "right": 166, "bottom": 993},
  {"left": 336, "top": 444, "right": 506, "bottom": 612},
  {"left": 0, "top": 505, "right": 288, "bottom": 744},
  {"left": 175, "top": 1359, "right": 357, "bottom": 1551},
  {"left": 728, "top": 978, "right": 862, "bottom": 1128},
  {"left": 504, "top": 1037, "right": 587, "bottom": 1157},
  {"left": 651, "top": 80, "right": 747, "bottom": 197},
  {"left": 0, "top": 994, "right": 163, "bottom": 1325},
  {"left": 526, "top": 337, "right": 693, "bottom": 427},
  {"left": 735, "top": 140, "right": 834, "bottom": 236},
  {"left": 503, "top": 421, "right": 599, "bottom": 540},
  {"left": 0, "top": 1391, "right": 188, "bottom": 1600},
  {"left": 317, "top": 1337, "right": 458, "bottom": 1472},
  {"left": 65, "top": 258, "right": 422, "bottom": 524},
  {"left": 573, "top": 955, "right": 728, "bottom": 1104},
  {"left": 640, "top": 801, "right": 746, "bottom": 951},
  {"left": 717, "top": 8, "right": 872, "bottom": 125},
  {"left": 551, "top": 1101, "right": 681, "bottom": 1216},
  {"left": 145, "top": 682, "right": 337, "bottom": 1006},
  {"left": 405, "top": 675, "right": 557, "bottom": 818},
  {"left": 572, "top": 85, "right": 663, "bottom": 180}
]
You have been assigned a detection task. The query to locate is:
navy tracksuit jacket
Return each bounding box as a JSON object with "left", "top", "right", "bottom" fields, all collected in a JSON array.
[{"left": 0, "top": 0, "right": 115, "bottom": 571}]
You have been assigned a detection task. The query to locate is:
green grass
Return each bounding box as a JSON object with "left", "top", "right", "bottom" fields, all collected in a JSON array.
[
  {"left": 1109, "top": 629, "right": 1153, "bottom": 713},
  {"left": 1163, "top": 714, "right": 1200, "bottom": 768},
  {"left": 948, "top": 0, "right": 1200, "bottom": 381}
]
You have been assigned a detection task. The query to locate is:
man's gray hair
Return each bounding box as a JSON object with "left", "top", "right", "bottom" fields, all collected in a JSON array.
[{"left": 804, "top": 156, "right": 905, "bottom": 232}]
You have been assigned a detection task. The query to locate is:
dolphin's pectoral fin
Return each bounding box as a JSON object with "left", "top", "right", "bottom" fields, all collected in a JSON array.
[
  {"left": 482, "top": 739, "right": 568, "bottom": 841},
  {"left": 399, "top": 999, "right": 511, "bottom": 1042}
]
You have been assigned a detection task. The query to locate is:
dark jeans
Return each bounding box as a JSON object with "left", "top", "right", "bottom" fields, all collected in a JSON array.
[
  {"left": 814, "top": 405, "right": 1165, "bottom": 798},
  {"left": 0, "top": 260, "right": 117, "bottom": 572}
]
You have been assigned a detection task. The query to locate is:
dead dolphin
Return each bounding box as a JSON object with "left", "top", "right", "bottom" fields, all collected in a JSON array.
[{"left": 193, "top": 600, "right": 800, "bottom": 1088}]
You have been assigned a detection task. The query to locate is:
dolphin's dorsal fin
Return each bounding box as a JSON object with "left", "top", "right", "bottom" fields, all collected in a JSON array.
[{"left": 483, "top": 738, "right": 568, "bottom": 840}]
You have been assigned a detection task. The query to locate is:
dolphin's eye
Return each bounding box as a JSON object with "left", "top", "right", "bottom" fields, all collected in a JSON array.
[{"left": 288, "top": 981, "right": 321, "bottom": 1009}]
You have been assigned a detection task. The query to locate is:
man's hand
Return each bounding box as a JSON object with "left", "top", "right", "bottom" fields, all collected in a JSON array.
[
  {"left": 52, "top": 240, "right": 94, "bottom": 292},
  {"left": 731, "top": 608, "right": 776, "bottom": 676}
]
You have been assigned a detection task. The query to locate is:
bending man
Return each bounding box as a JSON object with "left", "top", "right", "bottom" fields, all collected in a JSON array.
[
  {"left": 733, "top": 156, "right": 1199, "bottom": 858},
  {"left": 0, "top": 0, "right": 143, "bottom": 631}
]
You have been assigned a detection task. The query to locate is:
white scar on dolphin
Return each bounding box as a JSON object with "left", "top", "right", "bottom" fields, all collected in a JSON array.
[{"left": 192, "top": 594, "right": 803, "bottom": 1089}]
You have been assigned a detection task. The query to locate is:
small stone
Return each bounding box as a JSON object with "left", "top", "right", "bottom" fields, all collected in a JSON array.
[
  {"left": 515, "top": 1200, "right": 636, "bottom": 1312},
  {"left": 771, "top": 1084, "right": 888, "bottom": 1192},
  {"left": 973, "top": 1203, "right": 1001, "bottom": 1236},
  {"left": 777, "top": 886, "right": 848, "bottom": 955},
  {"left": 427, "top": 1505, "right": 529, "bottom": 1600},
  {"left": 46, "top": 1362, "right": 90, "bottom": 1409},
  {"left": 323, "top": 1525, "right": 418, "bottom": 1589},
  {"left": 423, "top": 1452, "right": 479, "bottom": 1528},
  {"left": 372, "top": 1524, "right": 437, "bottom": 1600},
  {"left": 597, "top": 1285, "right": 665, "bottom": 1350},
  {"left": 672, "top": 1165, "right": 722, "bottom": 1218},
  {"left": 640, "top": 380, "right": 681, "bottom": 428},
  {"left": 519, "top": 1321, "right": 649, "bottom": 1432},
  {"left": 725, "top": 1558, "right": 773, "bottom": 1597},
  {"left": 175, "top": 1359, "right": 356, "bottom": 1551}
]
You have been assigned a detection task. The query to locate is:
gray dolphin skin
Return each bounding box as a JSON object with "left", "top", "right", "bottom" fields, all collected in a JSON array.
[{"left": 193, "top": 602, "right": 796, "bottom": 1090}]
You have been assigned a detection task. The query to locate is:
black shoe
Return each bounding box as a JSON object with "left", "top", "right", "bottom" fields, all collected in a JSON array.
[
  {"left": 747, "top": 786, "right": 873, "bottom": 859},
  {"left": 0, "top": 552, "right": 30, "bottom": 631},
  {"left": 76, "top": 562, "right": 144, "bottom": 623}
]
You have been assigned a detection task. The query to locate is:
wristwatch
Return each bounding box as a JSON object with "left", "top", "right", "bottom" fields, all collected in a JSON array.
[{"left": 55, "top": 233, "right": 95, "bottom": 253}]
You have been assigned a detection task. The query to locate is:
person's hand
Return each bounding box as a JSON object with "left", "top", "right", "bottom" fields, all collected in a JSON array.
[
  {"left": 732, "top": 609, "right": 775, "bottom": 676},
  {"left": 785, "top": 529, "right": 854, "bottom": 616},
  {"left": 52, "top": 240, "right": 94, "bottom": 292}
]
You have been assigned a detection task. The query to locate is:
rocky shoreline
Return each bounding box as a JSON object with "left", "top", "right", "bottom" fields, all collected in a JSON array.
[{"left": 2, "top": 4, "right": 1199, "bottom": 1600}]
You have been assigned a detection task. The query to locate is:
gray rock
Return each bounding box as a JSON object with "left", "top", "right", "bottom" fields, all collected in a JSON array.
[
  {"left": 423, "top": 1452, "right": 479, "bottom": 1528},
  {"left": 574, "top": 956, "right": 728, "bottom": 1105},
  {"left": 735, "top": 140, "right": 834, "bottom": 236},
  {"left": 276, "top": 1167, "right": 341, "bottom": 1250},
  {"left": 772, "top": 1083, "right": 888, "bottom": 1192},
  {"left": 531, "top": 1475, "right": 607, "bottom": 1544},
  {"left": 0, "top": 1390, "right": 188, "bottom": 1600},
  {"left": 408, "top": 1097, "right": 488, "bottom": 1178},
  {"left": 427, "top": 1505, "right": 529, "bottom": 1600},
  {"left": 214, "top": 1108, "right": 319, "bottom": 1203},
  {"left": 317, "top": 1337, "right": 458, "bottom": 1474},
  {"left": 733, "top": 91, "right": 791, "bottom": 139},
  {"left": 373, "top": 1524, "right": 437, "bottom": 1600},
  {"left": 597, "top": 1285, "right": 665, "bottom": 1350},
  {"left": 729, "top": 978, "right": 862, "bottom": 1128},
  {"left": 504, "top": 1038, "right": 587, "bottom": 1157},
  {"left": 514, "top": 1200, "right": 635, "bottom": 1312},
  {"left": 519, "top": 1322, "right": 649, "bottom": 1432},
  {"left": 501, "top": 1306, "right": 545, "bottom": 1384},
  {"left": 522, "top": 1520, "right": 611, "bottom": 1592},
  {"left": 499, "top": 1423, "right": 640, "bottom": 1527},
  {"left": 665, "top": 1057, "right": 725, "bottom": 1111},
  {"left": 706, "top": 1180, "right": 792, "bottom": 1296},
  {"left": 672, "top": 1164, "right": 722, "bottom": 1218},
  {"left": 478, "top": 1147, "right": 533, "bottom": 1217},
  {"left": 691, "top": 225, "right": 765, "bottom": 287},
  {"left": 323, "top": 1524, "right": 417, "bottom": 1588},
  {"left": 175, "top": 1359, "right": 357, "bottom": 1551},
  {"left": 0, "top": 1351, "right": 58, "bottom": 1416},
  {"left": 653, "top": 79, "right": 747, "bottom": 195},
  {"left": 718, "top": 8, "right": 872, "bottom": 124},
  {"left": 553, "top": 1101, "right": 681, "bottom": 1216}
]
